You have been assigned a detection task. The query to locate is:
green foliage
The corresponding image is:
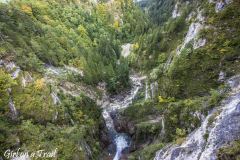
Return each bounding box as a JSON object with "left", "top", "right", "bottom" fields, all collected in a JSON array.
[
  {"left": 128, "top": 142, "right": 164, "bottom": 160},
  {"left": 122, "top": 95, "right": 215, "bottom": 143},
  {"left": 147, "top": 0, "right": 175, "bottom": 25},
  {"left": 123, "top": 101, "right": 159, "bottom": 122},
  {"left": 118, "top": 0, "right": 149, "bottom": 41},
  {"left": 132, "top": 0, "right": 240, "bottom": 99},
  {"left": 0, "top": 69, "right": 17, "bottom": 109},
  {"left": 158, "top": 96, "right": 175, "bottom": 103},
  {"left": 175, "top": 128, "right": 186, "bottom": 137},
  {"left": 0, "top": 83, "right": 103, "bottom": 159},
  {"left": 208, "top": 89, "right": 224, "bottom": 108},
  {"left": 0, "top": 69, "right": 16, "bottom": 94},
  {"left": 217, "top": 140, "right": 240, "bottom": 160},
  {"left": 0, "top": 0, "right": 133, "bottom": 93}
]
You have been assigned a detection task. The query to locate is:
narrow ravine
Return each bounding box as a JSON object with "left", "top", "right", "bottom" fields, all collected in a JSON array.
[{"left": 102, "top": 75, "right": 144, "bottom": 160}]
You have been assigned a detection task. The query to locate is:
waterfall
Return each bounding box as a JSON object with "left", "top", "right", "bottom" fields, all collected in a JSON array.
[
  {"left": 51, "top": 92, "right": 61, "bottom": 105},
  {"left": 154, "top": 75, "right": 240, "bottom": 160},
  {"left": 113, "top": 135, "right": 129, "bottom": 160},
  {"left": 8, "top": 89, "right": 18, "bottom": 120},
  {"left": 150, "top": 82, "right": 158, "bottom": 99},
  {"left": 102, "top": 75, "right": 144, "bottom": 160},
  {"left": 150, "top": 83, "right": 155, "bottom": 98},
  {"left": 9, "top": 97, "right": 18, "bottom": 119},
  {"left": 51, "top": 92, "right": 61, "bottom": 121},
  {"left": 161, "top": 117, "right": 165, "bottom": 135},
  {"left": 145, "top": 81, "right": 150, "bottom": 100}
]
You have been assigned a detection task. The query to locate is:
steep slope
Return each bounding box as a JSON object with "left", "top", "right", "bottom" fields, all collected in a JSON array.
[
  {"left": 154, "top": 75, "right": 240, "bottom": 160},
  {"left": 0, "top": 0, "right": 239, "bottom": 159},
  {"left": 0, "top": 0, "right": 147, "bottom": 159},
  {"left": 120, "top": 0, "right": 240, "bottom": 159}
]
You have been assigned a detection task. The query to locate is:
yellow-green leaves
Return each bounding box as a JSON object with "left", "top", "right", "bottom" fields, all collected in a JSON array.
[
  {"left": 34, "top": 78, "right": 45, "bottom": 91},
  {"left": 158, "top": 96, "right": 175, "bottom": 103},
  {"left": 0, "top": 69, "right": 16, "bottom": 94},
  {"left": 21, "top": 4, "right": 32, "bottom": 15},
  {"left": 77, "top": 25, "right": 88, "bottom": 37}
]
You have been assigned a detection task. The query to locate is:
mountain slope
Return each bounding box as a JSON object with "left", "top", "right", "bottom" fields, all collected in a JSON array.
[
  {"left": 121, "top": 0, "right": 240, "bottom": 159},
  {"left": 0, "top": 0, "right": 240, "bottom": 159}
]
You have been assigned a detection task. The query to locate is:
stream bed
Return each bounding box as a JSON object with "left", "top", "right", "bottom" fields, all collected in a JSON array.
[{"left": 102, "top": 75, "right": 144, "bottom": 160}]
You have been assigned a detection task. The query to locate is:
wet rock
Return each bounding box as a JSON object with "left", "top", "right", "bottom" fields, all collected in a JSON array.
[
  {"left": 113, "top": 116, "right": 135, "bottom": 135},
  {"left": 100, "top": 123, "right": 112, "bottom": 148},
  {"left": 101, "top": 75, "right": 144, "bottom": 160}
]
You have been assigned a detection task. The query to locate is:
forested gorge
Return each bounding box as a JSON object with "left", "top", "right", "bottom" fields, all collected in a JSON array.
[
  {"left": 0, "top": 0, "right": 240, "bottom": 159},
  {"left": 0, "top": 0, "right": 147, "bottom": 159}
]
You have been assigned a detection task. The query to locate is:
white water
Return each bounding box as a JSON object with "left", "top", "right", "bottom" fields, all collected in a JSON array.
[
  {"left": 154, "top": 75, "right": 240, "bottom": 160},
  {"left": 150, "top": 82, "right": 158, "bottom": 98},
  {"left": 113, "top": 135, "right": 129, "bottom": 160},
  {"left": 144, "top": 81, "right": 158, "bottom": 99},
  {"left": 51, "top": 92, "right": 61, "bottom": 105},
  {"left": 7, "top": 88, "right": 18, "bottom": 120},
  {"left": 51, "top": 92, "right": 61, "bottom": 121},
  {"left": 161, "top": 117, "right": 165, "bottom": 135},
  {"left": 102, "top": 75, "right": 144, "bottom": 160},
  {"left": 9, "top": 97, "right": 18, "bottom": 119},
  {"left": 145, "top": 81, "right": 150, "bottom": 100}
]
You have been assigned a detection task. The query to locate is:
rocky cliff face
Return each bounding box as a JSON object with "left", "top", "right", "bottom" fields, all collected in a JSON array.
[
  {"left": 123, "top": 0, "right": 240, "bottom": 159},
  {"left": 154, "top": 75, "right": 240, "bottom": 160}
]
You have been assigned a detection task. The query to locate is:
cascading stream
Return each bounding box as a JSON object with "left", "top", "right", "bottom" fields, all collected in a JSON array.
[{"left": 102, "top": 75, "right": 144, "bottom": 160}]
